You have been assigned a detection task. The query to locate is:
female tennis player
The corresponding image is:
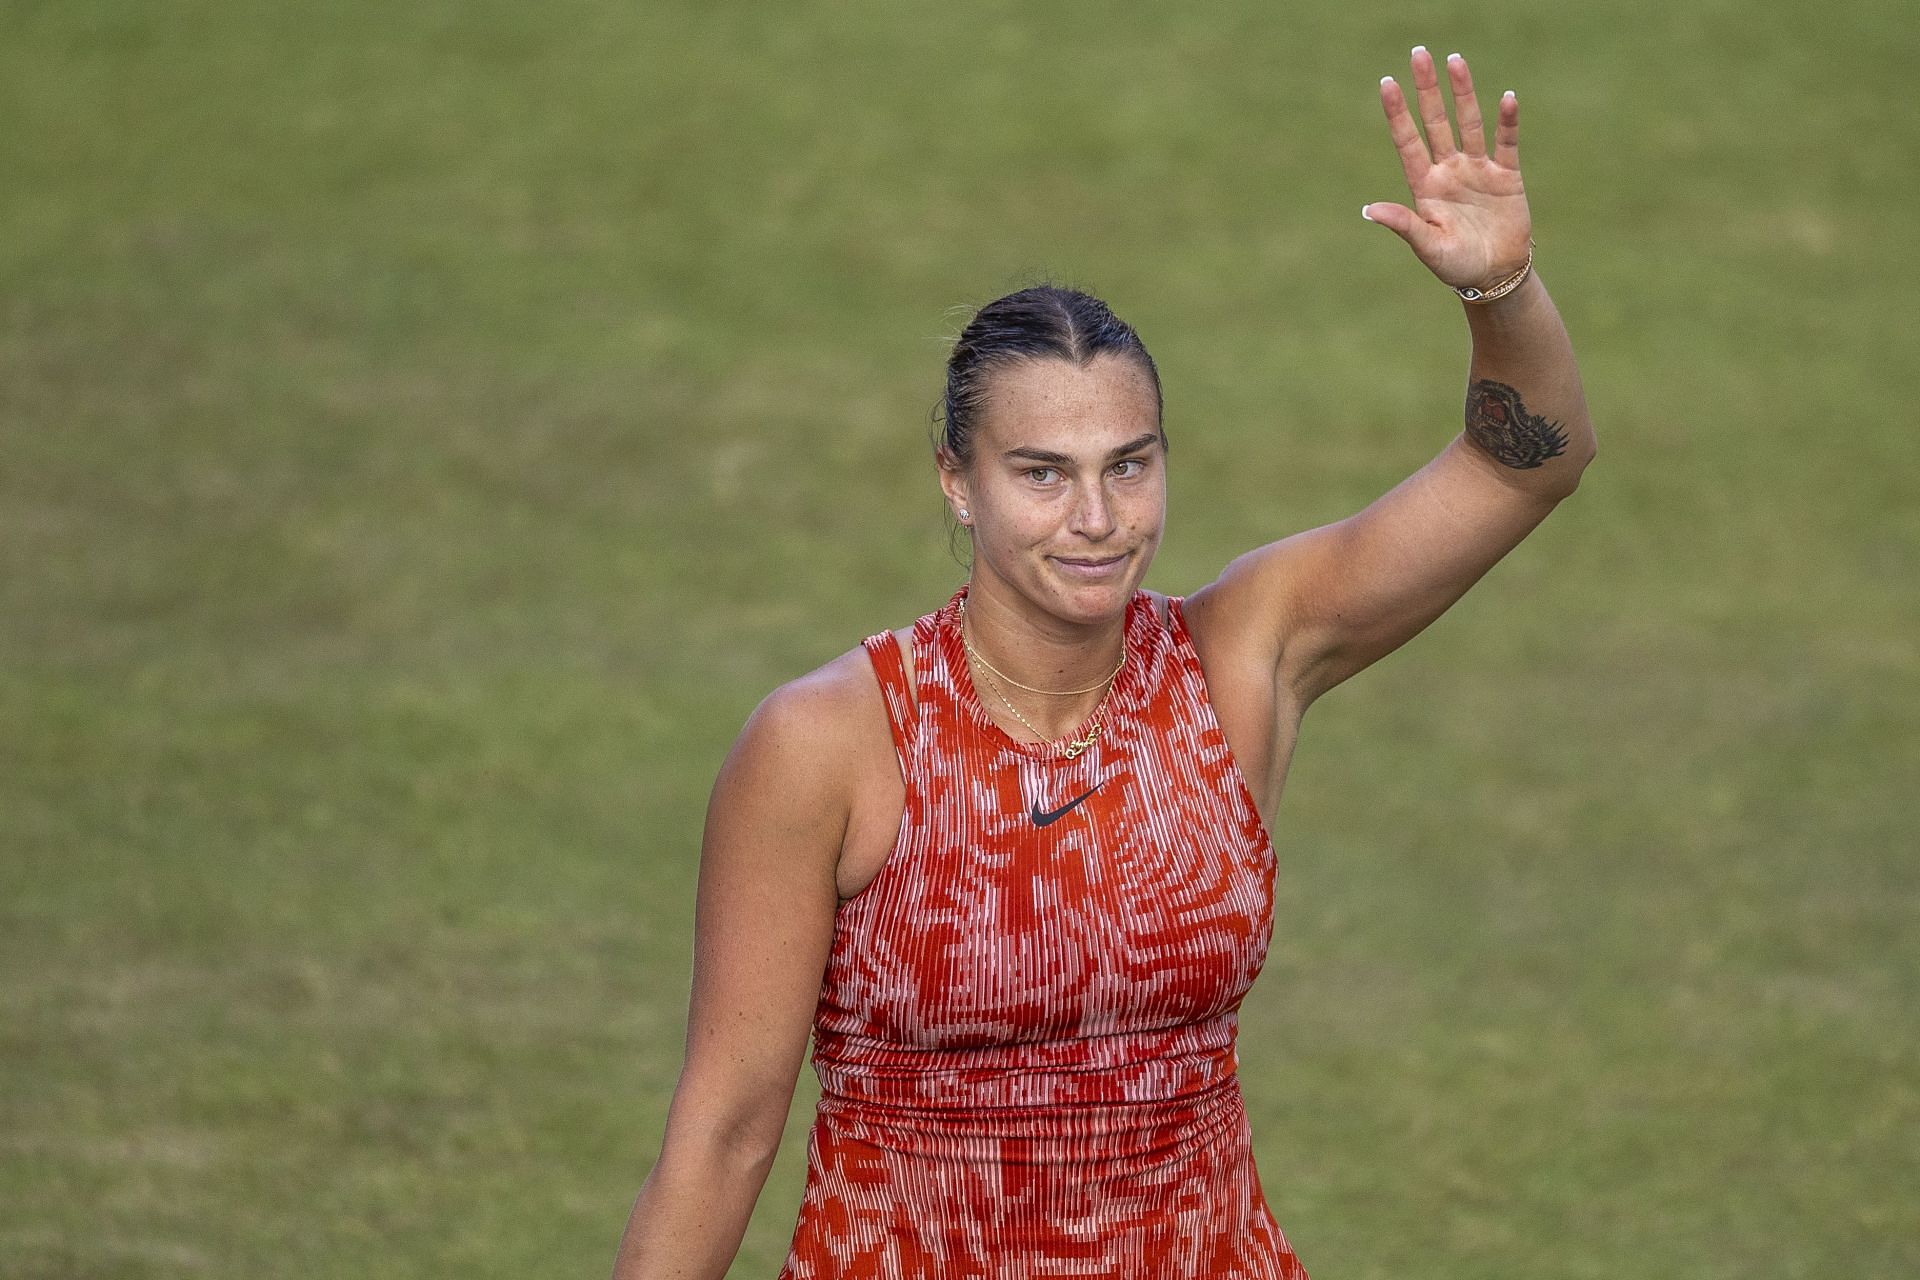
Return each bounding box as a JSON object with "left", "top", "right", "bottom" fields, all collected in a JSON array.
[{"left": 613, "top": 45, "right": 1593, "bottom": 1278}]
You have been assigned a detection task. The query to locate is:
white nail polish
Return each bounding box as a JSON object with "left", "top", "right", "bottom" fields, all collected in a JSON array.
[
  {"left": 1448, "top": 52, "right": 1462, "bottom": 63},
  {"left": 1361, "top": 205, "right": 1374, "bottom": 222},
  {"left": 1411, "top": 45, "right": 1426, "bottom": 56},
  {"left": 1380, "top": 75, "right": 1394, "bottom": 86}
]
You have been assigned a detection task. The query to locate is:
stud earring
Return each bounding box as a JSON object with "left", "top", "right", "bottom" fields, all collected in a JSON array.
[{"left": 958, "top": 508, "right": 970, "bottom": 523}]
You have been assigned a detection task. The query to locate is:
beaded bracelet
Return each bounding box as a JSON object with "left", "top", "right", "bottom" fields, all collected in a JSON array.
[{"left": 1455, "top": 239, "right": 1536, "bottom": 304}]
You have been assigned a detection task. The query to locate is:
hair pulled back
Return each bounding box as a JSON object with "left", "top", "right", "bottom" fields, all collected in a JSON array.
[{"left": 937, "top": 284, "right": 1164, "bottom": 467}]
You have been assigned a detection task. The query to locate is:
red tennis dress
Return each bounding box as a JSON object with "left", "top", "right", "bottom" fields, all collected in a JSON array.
[{"left": 778, "top": 587, "right": 1308, "bottom": 1278}]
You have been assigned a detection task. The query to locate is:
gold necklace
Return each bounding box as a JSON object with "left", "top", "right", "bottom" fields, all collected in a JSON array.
[
  {"left": 956, "top": 597, "right": 1126, "bottom": 696},
  {"left": 973, "top": 659, "right": 1116, "bottom": 759},
  {"left": 959, "top": 605, "right": 1125, "bottom": 759}
]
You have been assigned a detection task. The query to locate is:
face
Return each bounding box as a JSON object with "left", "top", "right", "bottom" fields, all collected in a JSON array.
[{"left": 939, "top": 354, "right": 1166, "bottom": 628}]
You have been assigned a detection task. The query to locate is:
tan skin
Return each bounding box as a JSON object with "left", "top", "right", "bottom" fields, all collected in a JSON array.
[{"left": 613, "top": 46, "right": 1595, "bottom": 1279}]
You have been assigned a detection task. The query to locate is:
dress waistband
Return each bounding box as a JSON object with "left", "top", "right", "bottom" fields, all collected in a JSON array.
[
  {"left": 811, "top": 1017, "right": 1241, "bottom": 1112},
  {"left": 813, "top": 1069, "right": 1249, "bottom": 1168}
]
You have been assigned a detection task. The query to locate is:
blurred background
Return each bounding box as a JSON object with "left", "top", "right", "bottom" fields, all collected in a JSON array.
[{"left": 3, "top": 1, "right": 1914, "bottom": 1276}]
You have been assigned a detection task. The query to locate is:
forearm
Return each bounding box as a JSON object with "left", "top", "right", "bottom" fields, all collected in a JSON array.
[
  {"left": 1460, "top": 270, "right": 1596, "bottom": 495},
  {"left": 610, "top": 1135, "right": 779, "bottom": 1280}
]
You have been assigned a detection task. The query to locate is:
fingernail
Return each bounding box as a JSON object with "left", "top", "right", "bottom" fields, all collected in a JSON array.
[
  {"left": 1411, "top": 45, "right": 1426, "bottom": 56},
  {"left": 1447, "top": 52, "right": 1462, "bottom": 64},
  {"left": 1361, "top": 205, "right": 1374, "bottom": 222},
  {"left": 1504, "top": 90, "right": 1516, "bottom": 101},
  {"left": 1380, "top": 75, "right": 1394, "bottom": 86}
]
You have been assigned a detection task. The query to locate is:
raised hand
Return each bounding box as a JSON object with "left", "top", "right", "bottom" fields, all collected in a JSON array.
[{"left": 1362, "top": 47, "right": 1533, "bottom": 295}]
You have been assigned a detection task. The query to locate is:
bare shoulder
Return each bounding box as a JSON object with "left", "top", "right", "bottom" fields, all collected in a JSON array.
[
  {"left": 732, "top": 640, "right": 901, "bottom": 798},
  {"left": 1141, "top": 581, "right": 1277, "bottom": 696},
  {"left": 1186, "top": 533, "right": 1313, "bottom": 633},
  {"left": 755, "top": 645, "right": 881, "bottom": 733},
  {"left": 715, "top": 629, "right": 914, "bottom": 902},
  {"left": 1180, "top": 532, "right": 1331, "bottom": 699}
]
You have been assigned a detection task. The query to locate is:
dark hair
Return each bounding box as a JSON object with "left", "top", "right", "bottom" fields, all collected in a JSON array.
[{"left": 937, "top": 284, "right": 1164, "bottom": 466}]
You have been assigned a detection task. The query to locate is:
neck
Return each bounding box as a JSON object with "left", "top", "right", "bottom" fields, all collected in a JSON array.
[{"left": 956, "top": 579, "right": 1121, "bottom": 702}]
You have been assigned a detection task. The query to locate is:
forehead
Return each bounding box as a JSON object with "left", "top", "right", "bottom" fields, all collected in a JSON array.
[{"left": 977, "top": 355, "right": 1160, "bottom": 451}]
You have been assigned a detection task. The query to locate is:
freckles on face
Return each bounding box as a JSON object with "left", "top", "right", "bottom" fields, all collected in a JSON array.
[{"left": 958, "top": 354, "right": 1167, "bottom": 599}]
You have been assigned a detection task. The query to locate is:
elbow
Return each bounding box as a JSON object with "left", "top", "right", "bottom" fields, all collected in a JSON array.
[
  {"left": 1565, "top": 434, "right": 1598, "bottom": 492},
  {"left": 1545, "top": 429, "right": 1596, "bottom": 500},
  {"left": 714, "top": 1109, "right": 789, "bottom": 1171},
  {"left": 661, "top": 1088, "right": 792, "bottom": 1173}
]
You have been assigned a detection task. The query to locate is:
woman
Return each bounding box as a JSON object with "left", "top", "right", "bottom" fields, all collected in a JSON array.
[{"left": 613, "top": 46, "right": 1594, "bottom": 1278}]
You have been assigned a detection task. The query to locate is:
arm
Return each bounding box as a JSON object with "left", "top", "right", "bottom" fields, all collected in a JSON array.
[
  {"left": 1191, "top": 47, "right": 1595, "bottom": 708},
  {"left": 609, "top": 669, "right": 854, "bottom": 1279}
]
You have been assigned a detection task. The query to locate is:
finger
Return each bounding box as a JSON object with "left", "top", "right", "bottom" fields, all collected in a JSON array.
[
  {"left": 1444, "top": 52, "right": 1486, "bottom": 158},
  {"left": 1360, "top": 201, "right": 1436, "bottom": 257},
  {"left": 1409, "top": 45, "right": 1456, "bottom": 160},
  {"left": 1378, "top": 76, "right": 1430, "bottom": 189},
  {"left": 1492, "top": 89, "right": 1520, "bottom": 170}
]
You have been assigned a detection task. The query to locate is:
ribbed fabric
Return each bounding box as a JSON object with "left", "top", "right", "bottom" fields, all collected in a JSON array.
[{"left": 778, "top": 586, "right": 1307, "bottom": 1278}]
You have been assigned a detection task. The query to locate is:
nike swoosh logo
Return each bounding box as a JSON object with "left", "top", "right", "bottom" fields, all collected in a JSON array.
[{"left": 1031, "top": 784, "right": 1101, "bottom": 828}]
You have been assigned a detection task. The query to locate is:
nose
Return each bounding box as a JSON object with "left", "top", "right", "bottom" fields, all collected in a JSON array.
[{"left": 1068, "top": 477, "right": 1117, "bottom": 541}]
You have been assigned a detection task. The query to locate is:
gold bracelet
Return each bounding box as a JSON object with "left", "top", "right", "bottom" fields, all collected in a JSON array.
[{"left": 1454, "top": 239, "right": 1535, "bottom": 305}]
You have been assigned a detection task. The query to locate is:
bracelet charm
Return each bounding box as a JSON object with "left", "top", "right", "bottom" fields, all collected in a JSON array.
[{"left": 1455, "top": 239, "right": 1536, "bottom": 304}]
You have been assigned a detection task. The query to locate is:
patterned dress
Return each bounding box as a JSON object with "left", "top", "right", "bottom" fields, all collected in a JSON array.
[{"left": 778, "top": 586, "right": 1308, "bottom": 1279}]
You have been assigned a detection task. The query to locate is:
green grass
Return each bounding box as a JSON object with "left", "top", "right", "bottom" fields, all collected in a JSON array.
[{"left": 3, "top": 0, "right": 1916, "bottom": 1276}]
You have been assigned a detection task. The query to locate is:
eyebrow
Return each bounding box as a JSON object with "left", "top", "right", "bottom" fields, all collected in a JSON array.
[{"left": 1002, "top": 433, "right": 1162, "bottom": 466}]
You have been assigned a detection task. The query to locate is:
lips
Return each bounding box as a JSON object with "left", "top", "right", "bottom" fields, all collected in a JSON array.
[{"left": 1051, "top": 553, "right": 1128, "bottom": 577}]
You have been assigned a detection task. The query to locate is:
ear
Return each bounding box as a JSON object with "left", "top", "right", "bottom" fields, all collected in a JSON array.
[{"left": 935, "top": 448, "right": 972, "bottom": 524}]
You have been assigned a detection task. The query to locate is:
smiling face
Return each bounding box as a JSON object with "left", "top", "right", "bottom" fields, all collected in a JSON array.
[{"left": 938, "top": 353, "right": 1167, "bottom": 629}]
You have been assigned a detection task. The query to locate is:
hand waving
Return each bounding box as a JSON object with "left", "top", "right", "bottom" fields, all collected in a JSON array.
[{"left": 1362, "top": 48, "right": 1533, "bottom": 294}]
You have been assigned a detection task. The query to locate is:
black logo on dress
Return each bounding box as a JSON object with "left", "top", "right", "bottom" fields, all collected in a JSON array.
[{"left": 1030, "top": 784, "right": 1101, "bottom": 828}]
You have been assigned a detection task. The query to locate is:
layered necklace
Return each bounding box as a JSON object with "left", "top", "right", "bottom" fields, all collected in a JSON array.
[{"left": 958, "top": 597, "right": 1126, "bottom": 759}]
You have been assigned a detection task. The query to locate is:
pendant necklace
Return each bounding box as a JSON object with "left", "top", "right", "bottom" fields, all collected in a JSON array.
[{"left": 958, "top": 598, "right": 1126, "bottom": 759}]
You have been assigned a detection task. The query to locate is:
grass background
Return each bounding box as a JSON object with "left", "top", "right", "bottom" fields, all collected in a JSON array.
[{"left": 3, "top": 0, "right": 1916, "bottom": 1276}]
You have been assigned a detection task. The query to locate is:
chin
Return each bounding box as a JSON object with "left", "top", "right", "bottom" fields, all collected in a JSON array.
[{"left": 1043, "top": 570, "right": 1142, "bottom": 621}]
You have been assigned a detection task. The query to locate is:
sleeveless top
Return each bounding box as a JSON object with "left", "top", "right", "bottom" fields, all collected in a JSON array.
[{"left": 778, "top": 586, "right": 1308, "bottom": 1279}]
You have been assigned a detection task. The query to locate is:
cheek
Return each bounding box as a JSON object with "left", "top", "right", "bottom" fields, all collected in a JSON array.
[
  {"left": 1123, "top": 483, "right": 1167, "bottom": 529},
  {"left": 980, "top": 489, "right": 1063, "bottom": 537},
  {"left": 1000, "top": 509, "right": 1061, "bottom": 547}
]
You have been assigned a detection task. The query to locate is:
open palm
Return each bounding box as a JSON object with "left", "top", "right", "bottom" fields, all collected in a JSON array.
[{"left": 1362, "top": 47, "right": 1533, "bottom": 293}]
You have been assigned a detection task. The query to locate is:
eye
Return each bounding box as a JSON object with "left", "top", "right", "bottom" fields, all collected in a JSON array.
[
  {"left": 1112, "top": 458, "right": 1147, "bottom": 478},
  {"left": 1025, "top": 467, "right": 1059, "bottom": 485}
]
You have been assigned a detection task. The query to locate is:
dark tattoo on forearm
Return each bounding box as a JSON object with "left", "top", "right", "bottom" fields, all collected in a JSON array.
[{"left": 1465, "top": 379, "right": 1569, "bottom": 470}]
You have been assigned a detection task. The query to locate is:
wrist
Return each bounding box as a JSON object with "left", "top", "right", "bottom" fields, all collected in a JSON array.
[
  {"left": 1461, "top": 269, "right": 1550, "bottom": 335},
  {"left": 1453, "top": 239, "right": 1535, "bottom": 304}
]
